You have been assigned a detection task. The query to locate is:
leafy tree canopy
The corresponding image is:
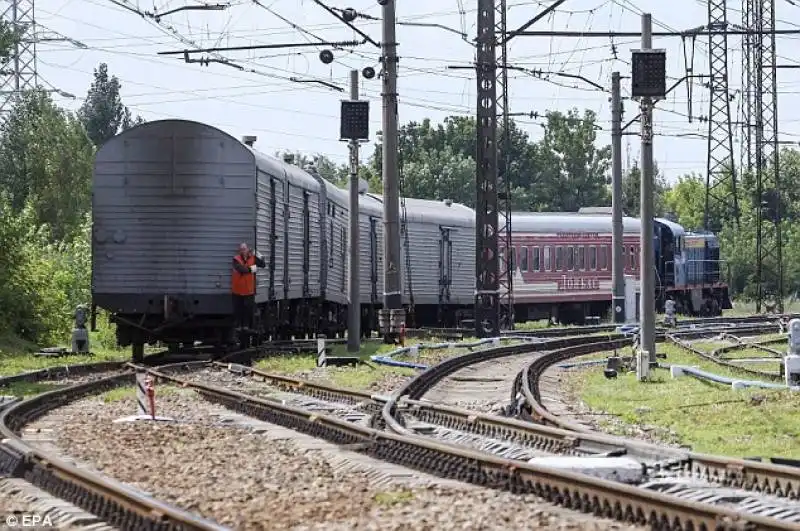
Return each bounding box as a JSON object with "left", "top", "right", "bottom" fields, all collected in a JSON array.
[
  {"left": 0, "top": 90, "right": 94, "bottom": 240},
  {"left": 78, "top": 62, "right": 144, "bottom": 147}
]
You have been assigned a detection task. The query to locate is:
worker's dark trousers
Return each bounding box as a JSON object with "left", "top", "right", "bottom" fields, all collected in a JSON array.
[{"left": 232, "top": 294, "right": 255, "bottom": 330}]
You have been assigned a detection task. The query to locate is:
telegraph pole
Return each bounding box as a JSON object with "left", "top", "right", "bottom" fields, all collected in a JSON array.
[
  {"left": 611, "top": 71, "right": 625, "bottom": 324},
  {"left": 347, "top": 70, "right": 361, "bottom": 352},
  {"left": 379, "top": 0, "right": 404, "bottom": 343},
  {"left": 636, "top": 13, "right": 658, "bottom": 367}
]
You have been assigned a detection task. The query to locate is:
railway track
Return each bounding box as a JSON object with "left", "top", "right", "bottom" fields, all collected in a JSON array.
[
  {"left": 148, "top": 357, "right": 800, "bottom": 530},
  {"left": 667, "top": 333, "right": 787, "bottom": 382},
  {"left": 0, "top": 318, "right": 796, "bottom": 530},
  {"left": 178, "top": 361, "right": 386, "bottom": 426},
  {"left": 500, "top": 313, "right": 799, "bottom": 338},
  {"left": 379, "top": 320, "right": 799, "bottom": 528},
  {"left": 509, "top": 332, "right": 799, "bottom": 522}
]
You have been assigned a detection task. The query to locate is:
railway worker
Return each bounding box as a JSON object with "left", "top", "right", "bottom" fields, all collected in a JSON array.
[
  {"left": 664, "top": 296, "right": 677, "bottom": 327},
  {"left": 231, "top": 243, "right": 266, "bottom": 332}
]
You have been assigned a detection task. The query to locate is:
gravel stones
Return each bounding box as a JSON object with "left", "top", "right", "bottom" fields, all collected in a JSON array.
[
  {"left": 25, "top": 388, "right": 642, "bottom": 530},
  {"left": 421, "top": 353, "right": 542, "bottom": 413}
]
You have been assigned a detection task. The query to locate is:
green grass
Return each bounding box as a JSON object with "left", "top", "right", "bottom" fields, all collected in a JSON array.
[
  {"left": 256, "top": 354, "right": 319, "bottom": 374},
  {"left": 736, "top": 361, "right": 783, "bottom": 373},
  {"left": 99, "top": 384, "right": 186, "bottom": 403},
  {"left": 256, "top": 336, "right": 504, "bottom": 391},
  {"left": 254, "top": 353, "right": 415, "bottom": 391},
  {"left": 566, "top": 343, "right": 800, "bottom": 458},
  {"left": 753, "top": 333, "right": 788, "bottom": 342},
  {"left": 0, "top": 345, "right": 128, "bottom": 377},
  {"left": 331, "top": 364, "right": 415, "bottom": 390},
  {"left": 516, "top": 320, "right": 560, "bottom": 331},
  {"left": 0, "top": 380, "right": 62, "bottom": 397},
  {"left": 0, "top": 331, "right": 126, "bottom": 395},
  {"left": 720, "top": 346, "right": 781, "bottom": 360},
  {"left": 373, "top": 489, "right": 415, "bottom": 507},
  {"left": 691, "top": 340, "right": 733, "bottom": 352}
]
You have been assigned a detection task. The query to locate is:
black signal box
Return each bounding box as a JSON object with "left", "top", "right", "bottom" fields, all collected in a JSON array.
[
  {"left": 631, "top": 49, "right": 666, "bottom": 99},
  {"left": 340, "top": 100, "right": 370, "bottom": 141}
]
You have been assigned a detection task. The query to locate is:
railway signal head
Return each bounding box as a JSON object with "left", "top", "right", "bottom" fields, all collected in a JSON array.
[
  {"left": 340, "top": 100, "right": 370, "bottom": 141},
  {"left": 631, "top": 49, "right": 666, "bottom": 99}
]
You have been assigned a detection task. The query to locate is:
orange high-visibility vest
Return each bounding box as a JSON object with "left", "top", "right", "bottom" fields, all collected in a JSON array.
[{"left": 231, "top": 254, "right": 257, "bottom": 296}]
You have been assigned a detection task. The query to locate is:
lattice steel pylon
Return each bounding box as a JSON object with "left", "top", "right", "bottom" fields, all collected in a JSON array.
[
  {"left": 743, "top": 0, "right": 783, "bottom": 313},
  {"left": 474, "top": 0, "right": 500, "bottom": 337},
  {"left": 703, "top": 0, "right": 739, "bottom": 233},
  {"left": 0, "top": 0, "right": 38, "bottom": 113},
  {"left": 496, "top": 0, "right": 514, "bottom": 330}
]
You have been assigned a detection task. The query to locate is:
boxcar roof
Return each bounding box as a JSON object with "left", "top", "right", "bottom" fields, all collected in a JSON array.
[
  {"left": 509, "top": 213, "right": 642, "bottom": 234},
  {"left": 366, "top": 194, "right": 474, "bottom": 226},
  {"left": 247, "top": 141, "right": 385, "bottom": 216}
]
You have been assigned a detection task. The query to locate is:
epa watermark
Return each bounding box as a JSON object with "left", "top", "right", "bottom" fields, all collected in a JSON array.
[{"left": 3, "top": 514, "right": 54, "bottom": 528}]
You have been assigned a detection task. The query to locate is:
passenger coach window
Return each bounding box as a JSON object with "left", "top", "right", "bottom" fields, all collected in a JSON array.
[
  {"left": 544, "top": 247, "right": 551, "bottom": 271},
  {"left": 578, "top": 246, "right": 585, "bottom": 270},
  {"left": 599, "top": 246, "right": 607, "bottom": 270},
  {"left": 510, "top": 247, "right": 516, "bottom": 271},
  {"left": 589, "top": 246, "right": 597, "bottom": 270},
  {"left": 520, "top": 246, "right": 528, "bottom": 272},
  {"left": 566, "top": 247, "right": 574, "bottom": 271},
  {"left": 532, "top": 247, "right": 540, "bottom": 272},
  {"left": 556, "top": 247, "right": 564, "bottom": 271}
]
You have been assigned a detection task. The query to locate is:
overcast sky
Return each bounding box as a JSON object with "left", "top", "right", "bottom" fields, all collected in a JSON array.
[{"left": 24, "top": 0, "right": 800, "bottom": 184}]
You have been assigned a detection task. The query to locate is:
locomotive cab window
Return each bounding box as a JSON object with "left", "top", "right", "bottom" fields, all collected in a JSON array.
[{"left": 520, "top": 246, "right": 529, "bottom": 272}]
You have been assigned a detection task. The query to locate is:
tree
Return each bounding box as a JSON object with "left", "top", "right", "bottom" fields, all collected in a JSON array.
[
  {"left": 369, "top": 111, "right": 610, "bottom": 211},
  {"left": 532, "top": 108, "right": 611, "bottom": 211},
  {"left": 0, "top": 90, "right": 94, "bottom": 240},
  {"left": 621, "top": 163, "right": 670, "bottom": 218},
  {"left": 663, "top": 173, "right": 705, "bottom": 229},
  {"left": 78, "top": 62, "right": 144, "bottom": 147}
]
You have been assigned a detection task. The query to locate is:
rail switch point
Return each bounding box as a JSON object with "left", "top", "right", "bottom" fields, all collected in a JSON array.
[{"left": 526, "top": 456, "right": 645, "bottom": 484}]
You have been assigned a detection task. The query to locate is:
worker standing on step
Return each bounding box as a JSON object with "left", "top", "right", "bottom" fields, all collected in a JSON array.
[{"left": 231, "top": 242, "right": 266, "bottom": 333}]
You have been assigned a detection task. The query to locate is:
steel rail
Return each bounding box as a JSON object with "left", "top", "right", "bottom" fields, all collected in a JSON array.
[
  {"left": 199, "top": 361, "right": 388, "bottom": 418},
  {"left": 142, "top": 365, "right": 797, "bottom": 531},
  {"left": 0, "top": 337, "right": 350, "bottom": 531},
  {"left": 379, "top": 323, "right": 782, "bottom": 435},
  {"left": 378, "top": 320, "right": 798, "bottom": 503},
  {"left": 0, "top": 318, "right": 788, "bottom": 530},
  {"left": 518, "top": 334, "right": 800, "bottom": 501},
  {"left": 0, "top": 370, "right": 226, "bottom": 530},
  {"left": 501, "top": 313, "right": 798, "bottom": 337},
  {"left": 0, "top": 349, "right": 190, "bottom": 390},
  {"left": 668, "top": 334, "right": 785, "bottom": 381}
]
